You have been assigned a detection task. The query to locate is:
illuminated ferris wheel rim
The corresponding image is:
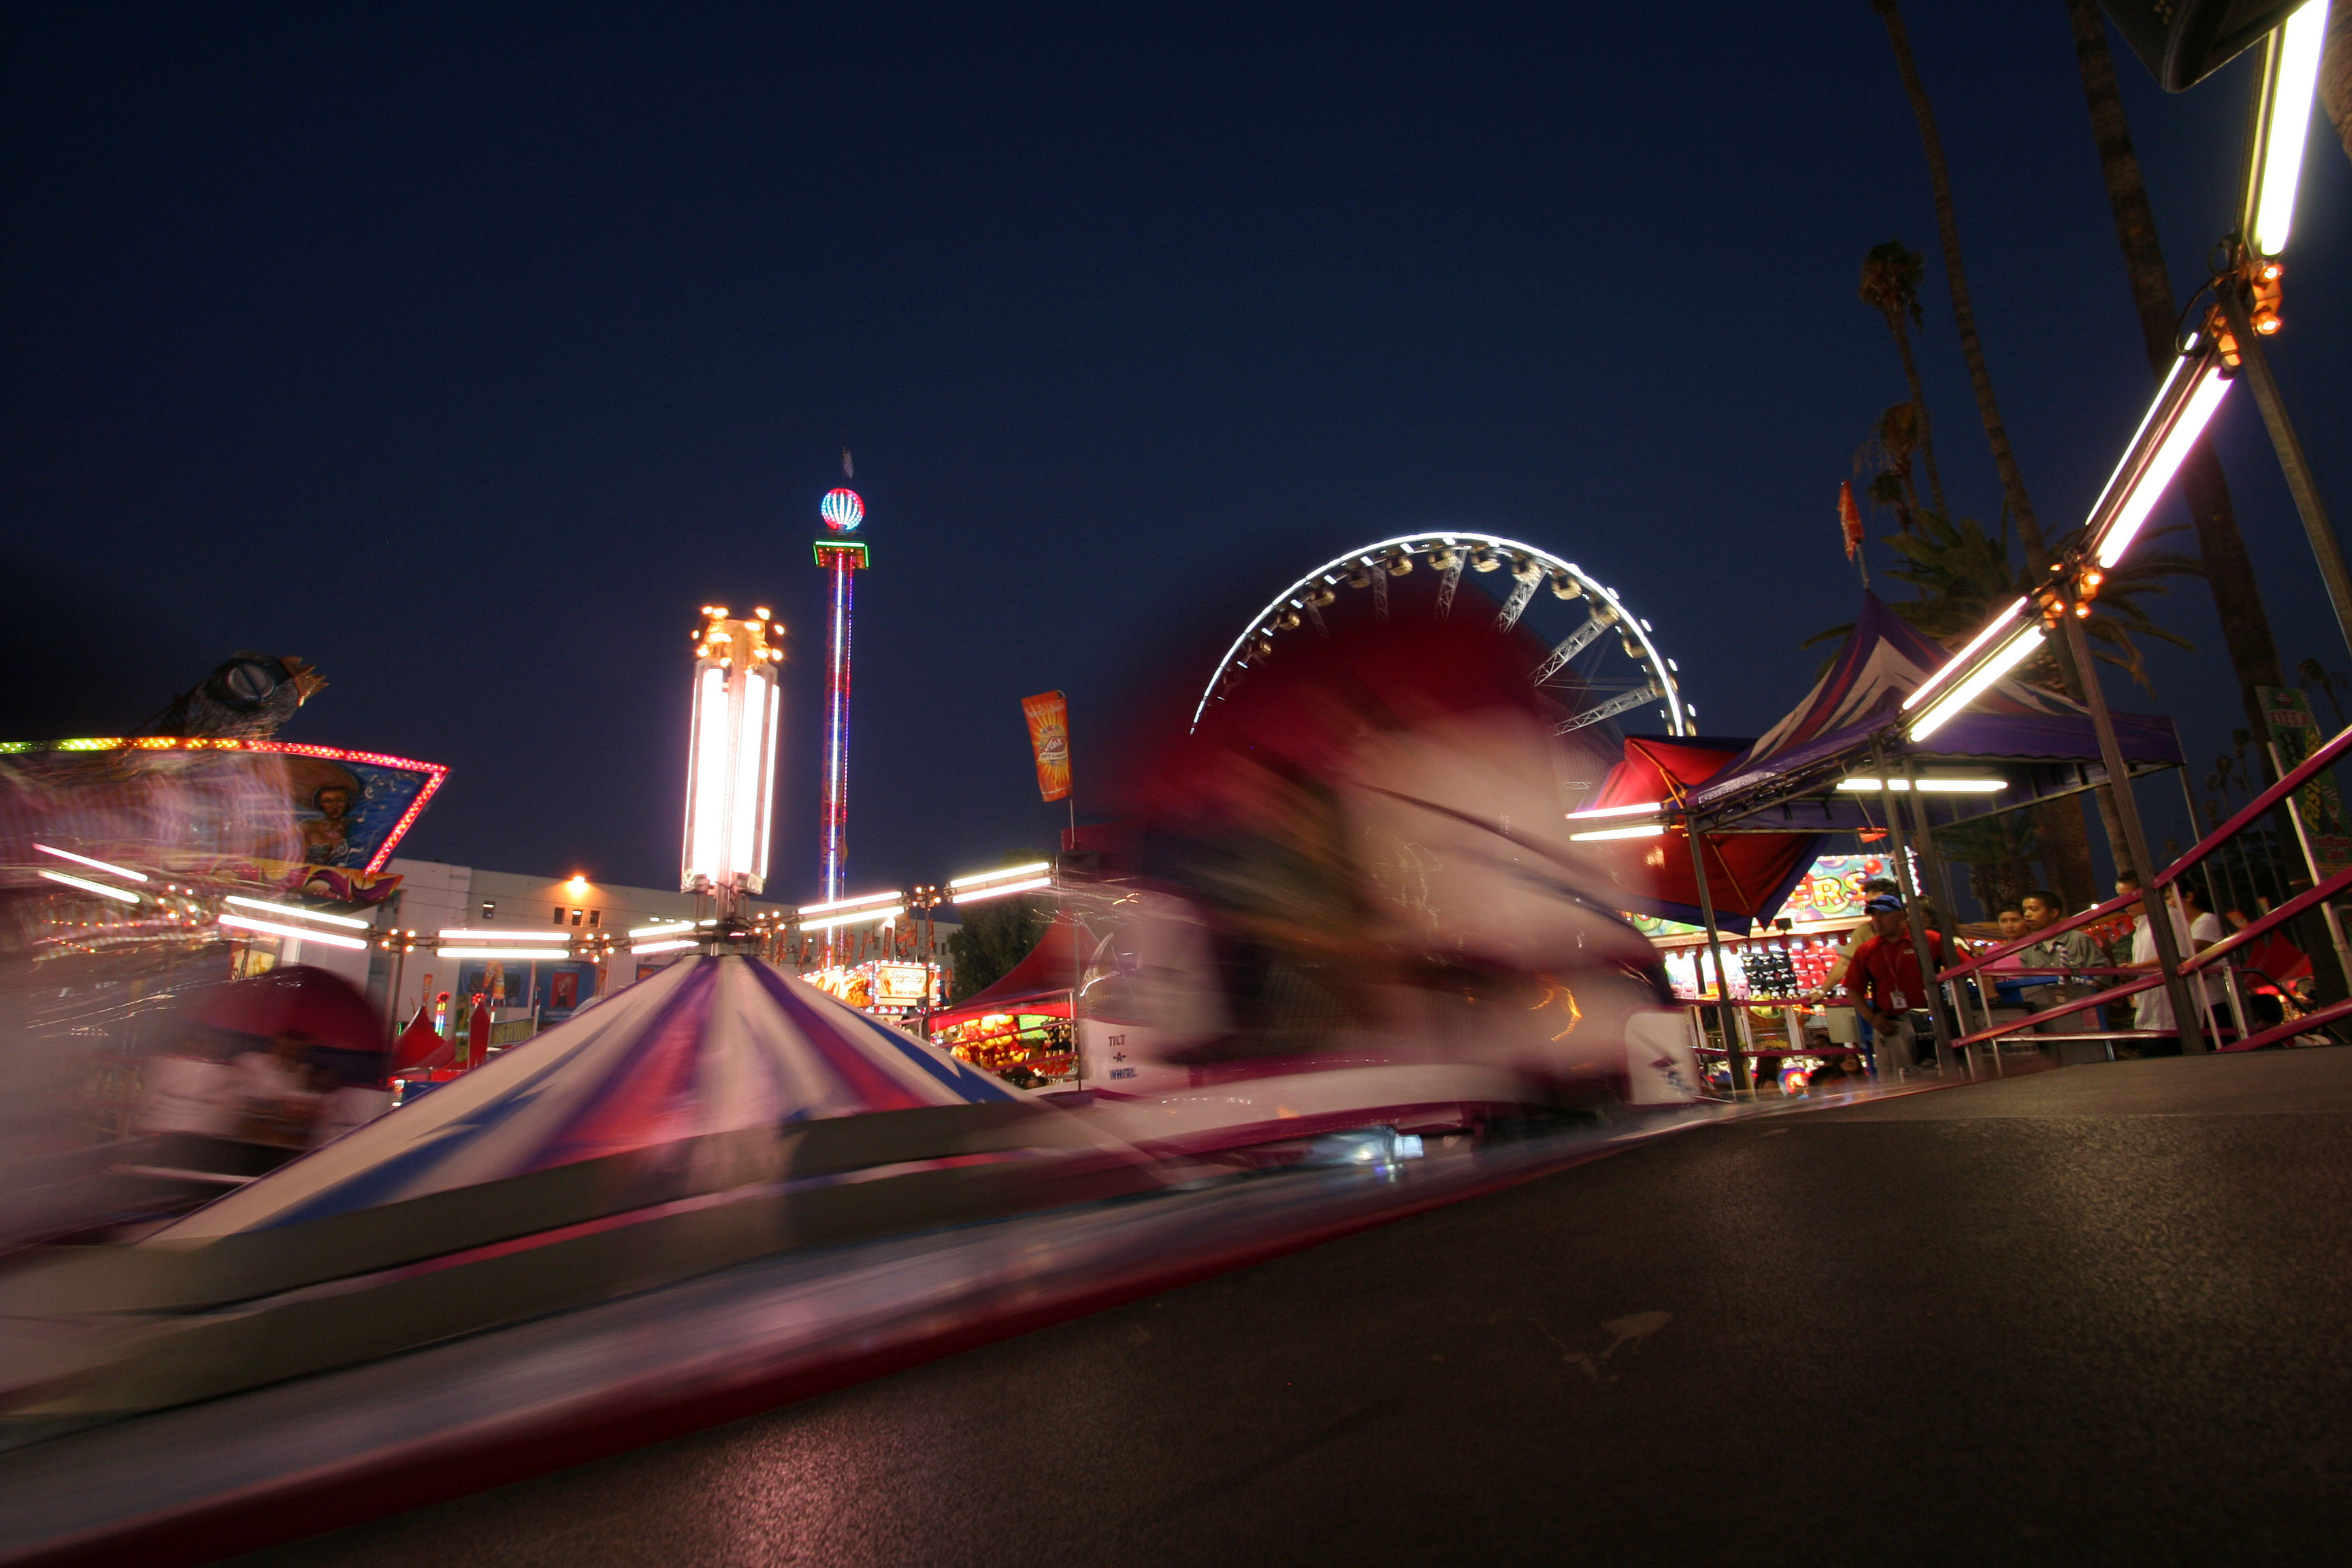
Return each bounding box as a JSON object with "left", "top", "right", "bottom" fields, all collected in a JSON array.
[{"left": 1191, "top": 530, "right": 1691, "bottom": 737}]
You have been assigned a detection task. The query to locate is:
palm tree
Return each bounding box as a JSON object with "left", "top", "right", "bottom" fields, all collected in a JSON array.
[
  {"left": 1857, "top": 242, "right": 1948, "bottom": 519},
  {"left": 1874, "top": 0, "right": 2112, "bottom": 899},
  {"left": 2064, "top": 0, "right": 2289, "bottom": 750}
]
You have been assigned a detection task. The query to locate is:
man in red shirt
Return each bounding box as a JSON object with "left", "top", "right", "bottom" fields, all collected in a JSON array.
[{"left": 1843, "top": 895, "right": 1947, "bottom": 1069}]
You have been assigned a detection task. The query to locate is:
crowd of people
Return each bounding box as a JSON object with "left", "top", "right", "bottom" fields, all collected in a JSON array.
[{"left": 1799, "top": 868, "right": 2313, "bottom": 1077}]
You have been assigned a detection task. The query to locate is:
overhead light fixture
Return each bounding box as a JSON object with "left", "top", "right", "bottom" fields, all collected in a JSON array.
[
  {"left": 947, "top": 861, "right": 1053, "bottom": 889},
  {"left": 223, "top": 912, "right": 368, "bottom": 950},
  {"left": 1908, "top": 624, "right": 2048, "bottom": 742},
  {"left": 1837, "top": 778, "right": 2009, "bottom": 794},
  {"left": 799, "top": 904, "right": 906, "bottom": 930},
  {"left": 436, "top": 944, "right": 568, "bottom": 960},
  {"left": 1569, "top": 823, "right": 1667, "bottom": 843},
  {"left": 40, "top": 868, "right": 141, "bottom": 904},
  {"left": 223, "top": 894, "right": 372, "bottom": 930},
  {"left": 2082, "top": 349, "right": 2233, "bottom": 569},
  {"left": 35, "top": 843, "right": 147, "bottom": 881},
  {"left": 2246, "top": 0, "right": 2330, "bottom": 257}
]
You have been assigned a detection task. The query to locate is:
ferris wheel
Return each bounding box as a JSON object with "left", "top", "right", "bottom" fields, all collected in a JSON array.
[{"left": 1194, "top": 532, "right": 1695, "bottom": 779}]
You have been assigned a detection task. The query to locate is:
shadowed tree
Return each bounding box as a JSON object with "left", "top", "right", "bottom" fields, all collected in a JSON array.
[
  {"left": 1857, "top": 241, "right": 1948, "bottom": 519},
  {"left": 2064, "top": 0, "right": 2287, "bottom": 750},
  {"left": 1873, "top": 0, "right": 2112, "bottom": 902}
]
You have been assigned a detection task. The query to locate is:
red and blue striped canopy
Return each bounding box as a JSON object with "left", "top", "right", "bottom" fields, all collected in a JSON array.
[{"left": 164, "top": 955, "right": 1012, "bottom": 1237}]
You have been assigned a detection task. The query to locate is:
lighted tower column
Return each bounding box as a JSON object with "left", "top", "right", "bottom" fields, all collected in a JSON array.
[
  {"left": 814, "top": 487, "right": 867, "bottom": 901},
  {"left": 681, "top": 606, "right": 785, "bottom": 921}
]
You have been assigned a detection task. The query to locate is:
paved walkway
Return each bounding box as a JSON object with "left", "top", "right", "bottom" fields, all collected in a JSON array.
[{"left": 241, "top": 1050, "right": 2352, "bottom": 1566}]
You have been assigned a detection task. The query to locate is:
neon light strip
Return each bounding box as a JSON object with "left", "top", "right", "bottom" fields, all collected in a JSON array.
[
  {"left": 631, "top": 937, "right": 699, "bottom": 955},
  {"left": 221, "top": 913, "right": 368, "bottom": 950},
  {"left": 949, "top": 876, "right": 1052, "bottom": 904},
  {"left": 1909, "top": 626, "right": 2048, "bottom": 742},
  {"left": 1568, "top": 824, "right": 1665, "bottom": 843},
  {"left": 1835, "top": 779, "right": 2008, "bottom": 793},
  {"left": 2251, "top": 0, "right": 2329, "bottom": 256},
  {"left": 629, "top": 920, "right": 696, "bottom": 938},
  {"left": 436, "top": 945, "right": 570, "bottom": 960},
  {"left": 947, "top": 860, "right": 1054, "bottom": 887},
  {"left": 798, "top": 904, "right": 904, "bottom": 931},
  {"left": 799, "top": 889, "right": 903, "bottom": 915},
  {"left": 35, "top": 843, "right": 148, "bottom": 881},
  {"left": 1901, "top": 598, "right": 2030, "bottom": 713},
  {"left": 42, "top": 869, "right": 142, "bottom": 904},
  {"left": 1563, "top": 801, "right": 1664, "bottom": 821},
  {"left": 223, "top": 894, "right": 372, "bottom": 929},
  {"left": 2093, "top": 363, "right": 2231, "bottom": 569},
  {"left": 436, "top": 929, "right": 572, "bottom": 943}
]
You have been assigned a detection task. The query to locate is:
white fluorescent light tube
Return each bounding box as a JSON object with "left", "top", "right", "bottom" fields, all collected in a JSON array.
[
  {"left": 2088, "top": 355, "right": 2232, "bottom": 569},
  {"left": 222, "top": 913, "right": 368, "bottom": 950},
  {"left": 1902, "top": 599, "right": 2030, "bottom": 713},
  {"left": 35, "top": 843, "right": 147, "bottom": 881},
  {"left": 223, "top": 894, "right": 372, "bottom": 930},
  {"left": 798, "top": 889, "right": 903, "bottom": 916},
  {"left": 947, "top": 861, "right": 1053, "bottom": 888},
  {"left": 436, "top": 944, "right": 566, "bottom": 960},
  {"left": 631, "top": 937, "right": 699, "bottom": 955},
  {"left": 41, "top": 868, "right": 142, "bottom": 904},
  {"left": 1836, "top": 778, "right": 2006, "bottom": 793},
  {"left": 628, "top": 919, "right": 696, "bottom": 938},
  {"left": 1908, "top": 626, "right": 2047, "bottom": 742},
  {"left": 1564, "top": 800, "right": 1667, "bottom": 820},
  {"left": 950, "top": 876, "right": 1056, "bottom": 904},
  {"left": 799, "top": 904, "right": 907, "bottom": 930},
  {"left": 1569, "top": 823, "right": 1667, "bottom": 843},
  {"left": 2251, "top": 0, "right": 2329, "bottom": 257}
]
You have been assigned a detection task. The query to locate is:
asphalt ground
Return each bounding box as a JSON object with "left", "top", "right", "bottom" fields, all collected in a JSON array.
[{"left": 234, "top": 1049, "right": 2352, "bottom": 1567}]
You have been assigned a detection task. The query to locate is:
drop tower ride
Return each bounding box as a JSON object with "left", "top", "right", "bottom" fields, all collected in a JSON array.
[{"left": 813, "top": 486, "right": 866, "bottom": 902}]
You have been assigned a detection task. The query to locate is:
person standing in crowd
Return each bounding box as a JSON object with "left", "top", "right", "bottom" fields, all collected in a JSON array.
[
  {"left": 1842, "top": 894, "right": 1948, "bottom": 1071},
  {"left": 2016, "top": 889, "right": 2097, "bottom": 1034},
  {"left": 1819, "top": 917, "right": 1874, "bottom": 1073},
  {"left": 2127, "top": 877, "right": 2224, "bottom": 1048}
]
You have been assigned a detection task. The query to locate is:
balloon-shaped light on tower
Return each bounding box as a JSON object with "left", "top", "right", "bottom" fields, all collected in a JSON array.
[
  {"left": 813, "top": 490, "right": 869, "bottom": 900},
  {"left": 681, "top": 605, "right": 785, "bottom": 914}
]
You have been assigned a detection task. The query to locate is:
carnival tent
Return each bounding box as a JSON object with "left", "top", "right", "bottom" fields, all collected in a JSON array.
[
  {"left": 1582, "top": 736, "right": 1825, "bottom": 930},
  {"left": 162, "top": 954, "right": 1013, "bottom": 1238},
  {"left": 927, "top": 917, "right": 1080, "bottom": 1035},
  {"left": 1686, "top": 592, "right": 2184, "bottom": 832}
]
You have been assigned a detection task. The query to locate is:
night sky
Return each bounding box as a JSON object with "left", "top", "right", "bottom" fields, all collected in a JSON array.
[{"left": 6, "top": 2, "right": 2349, "bottom": 901}]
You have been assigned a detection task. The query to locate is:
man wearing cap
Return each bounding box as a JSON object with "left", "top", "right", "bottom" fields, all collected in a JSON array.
[{"left": 1842, "top": 894, "right": 1948, "bottom": 1071}]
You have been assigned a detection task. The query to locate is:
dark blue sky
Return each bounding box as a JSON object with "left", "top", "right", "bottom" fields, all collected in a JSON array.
[{"left": 5, "top": 2, "right": 2348, "bottom": 898}]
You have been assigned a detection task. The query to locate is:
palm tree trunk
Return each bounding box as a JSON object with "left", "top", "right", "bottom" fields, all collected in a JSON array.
[
  {"left": 1874, "top": 0, "right": 2123, "bottom": 889},
  {"left": 1887, "top": 316, "right": 1948, "bottom": 517},
  {"left": 2065, "top": 0, "right": 2287, "bottom": 749}
]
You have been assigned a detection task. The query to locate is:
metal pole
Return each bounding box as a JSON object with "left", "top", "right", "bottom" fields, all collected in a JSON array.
[
  {"left": 1874, "top": 736, "right": 1957, "bottom": 1073},
  {"left": 2219, "top": 287, "right": 2352, "bottom": 661},
  {"left": 2058, "top": 610, "right": 2207, "bottom": 1053},
  {"left": 1682, "top": 808, "right": 1752, "bottom": 1094}
]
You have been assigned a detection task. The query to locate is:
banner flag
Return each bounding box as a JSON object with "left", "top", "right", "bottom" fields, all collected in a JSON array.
[{"left": 1022, "top": 691, "right": 1073, "bottom": 802}]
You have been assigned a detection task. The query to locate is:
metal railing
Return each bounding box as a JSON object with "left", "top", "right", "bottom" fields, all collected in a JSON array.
[{"left": 1934, "top": 717, "right": 2352, "bottom": 1062}]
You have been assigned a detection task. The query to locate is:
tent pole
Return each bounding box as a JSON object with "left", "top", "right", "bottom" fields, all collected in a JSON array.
[
  {"left": 1874, "top": 734, "right": 1958, "bottom": 1075},
  {"left": 1899, "top": 749, "right": 1973, "bottom": 1076},
  {"left": 1682, "top": 806, "right": 1752, "bottom": 1096}
]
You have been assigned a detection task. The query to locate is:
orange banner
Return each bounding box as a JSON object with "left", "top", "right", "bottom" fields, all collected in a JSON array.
[{"left": 1021, "top": 690, "right": 1073, "bottom": 802}]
